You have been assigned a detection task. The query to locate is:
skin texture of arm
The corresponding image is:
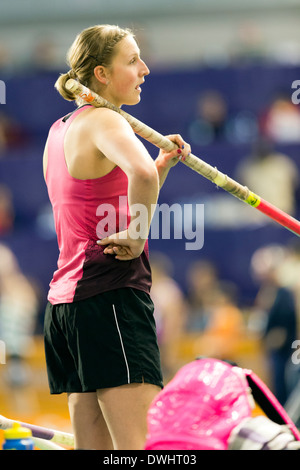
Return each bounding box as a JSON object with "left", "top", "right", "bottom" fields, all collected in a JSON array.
[{"left": 83, "top": 107, "right": 158, "bottom": 260}]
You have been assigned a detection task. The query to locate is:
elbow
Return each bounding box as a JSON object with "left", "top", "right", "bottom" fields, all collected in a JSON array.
[{"left": 133, "top": 163, "right": 159, "bottom": 187}]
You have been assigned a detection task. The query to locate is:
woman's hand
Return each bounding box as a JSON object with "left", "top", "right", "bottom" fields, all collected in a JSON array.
[
  {"left": 97, "top": 229, "right": 146, "bottom": 261},
  {"left": 155, "top": 134, "right": 191, "bottom": 188},
  {"left": 156, "top": 134, "right": 191, "bottom": 170}
]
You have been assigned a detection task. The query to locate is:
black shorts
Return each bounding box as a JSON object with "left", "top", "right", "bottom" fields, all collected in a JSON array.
[{"left": 44, "top": 288, "right": 163, "bottom": 394}]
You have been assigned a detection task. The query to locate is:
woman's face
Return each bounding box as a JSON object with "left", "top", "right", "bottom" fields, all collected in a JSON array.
[{"left": 103, "top": 35, "right": 150, "bottom": 107}]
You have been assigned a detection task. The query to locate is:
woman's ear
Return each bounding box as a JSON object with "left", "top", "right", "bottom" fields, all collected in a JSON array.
[{"left": 94, "top": 65, "right": 110, "bottom": 85}]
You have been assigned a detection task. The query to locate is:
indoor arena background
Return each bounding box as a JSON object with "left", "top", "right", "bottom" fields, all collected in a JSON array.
[{"left": 1, "top": 0, "right": 300, "bottom": 436}]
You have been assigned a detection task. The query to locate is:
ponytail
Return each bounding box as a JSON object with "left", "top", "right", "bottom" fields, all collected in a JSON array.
[{"left": 54, "top": 70, "right": 78, "bottom": 102}]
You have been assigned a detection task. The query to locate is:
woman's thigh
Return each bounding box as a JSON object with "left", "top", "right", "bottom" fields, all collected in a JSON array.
[
  {"left": 97, "top": 382, "right": 161, "bottom": 450},
  {"left": 68, "top": 391, "right": 113, "bottom": 450}
]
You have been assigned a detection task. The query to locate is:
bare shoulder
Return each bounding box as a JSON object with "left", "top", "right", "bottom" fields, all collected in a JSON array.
[{"left": 85, "top": 106, "right": 134, "bottom": 134}]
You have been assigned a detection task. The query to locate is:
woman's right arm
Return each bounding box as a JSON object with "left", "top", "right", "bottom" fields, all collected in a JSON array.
[{"left": 89, "top": 108, "right": 159, "bottom": 260}]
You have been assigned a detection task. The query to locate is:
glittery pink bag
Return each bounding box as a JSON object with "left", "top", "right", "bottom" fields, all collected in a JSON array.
[{"left": 144, "top": 358, "right": 300, "bottom": 450}]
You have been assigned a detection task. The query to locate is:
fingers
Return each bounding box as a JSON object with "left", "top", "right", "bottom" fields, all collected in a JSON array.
[
  {"left": 97, "top": 237, "right": 111, "bottom": 246},
  {"left": 97, "top": 232, "right": 127, "bottom": 246},
  {"left": 97, "top": 233, "right": 142, "bottom": 261},
  {"left": 165, "top": 134, "right": 191, "bottom": 161},
  {"left": 104, "top": 245, "right": 116, "bottom": 255},
  {"left": 97, "top": 238, "right": 125, "bottom": 254},
  {"left": 111, "top": 245, "right": 128, "bottom": 257},
  {"left": 97, "top": 240, "right": 132, "bottom": 259},
  {"left": 114, "top": 252, "right": 134, "bottom": 261},
  {"left": 97, "top": 237, "right": 119, "bottom": 255}
]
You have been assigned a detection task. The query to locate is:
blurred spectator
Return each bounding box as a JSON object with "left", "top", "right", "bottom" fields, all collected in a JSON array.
[
  {"left": 0, "top": 42, "right": 14, "bottom": 77},
  {"left": 0, "top": 111, "right": 30, "bottom": 154},
  {"left": 0, "top": 243, "right": 40, "bottom": 388},
  {"left": 275, "top": 239, "right": 300, "bottom": 395},
  {"left": 187, "top": 89, "right": 258, "bottom": 146},
  {"left": 150, "top": 252, "right": 188, "bottom": 382},
  {"left": 259, "top": 92, "right": 300, "bottom": 143},
  {"left": 198, "top": 281, "right": 246, "bottom": 362},
  {"left": 225, "top": 110, "right": 258, "bottom": 144},
  {"left": 281, "top": 240, "right": 300, "bottom": 338},
  {"left": 29, "top": 37, "right": 60, "bottom": 73},
  {"left": 185, "top": 259, "right": 220, "bottom": 332},
  {"left": 236, "top": 137, "right": 299, "bottom": 217},
  {"left": 250, "top": 244, "right": 298, "bottom": 405},
  {"left": 250, "top": 244, "right": 286, "bottom": 325},
  {"left": 229, "top": 22, "right": 265, "bottom": 64},
  {"left": 187, "top": 90, "right": 229, "bottom": 145},
  {"left": 0, "top": 184, "right": 14, "bottom": 235}
]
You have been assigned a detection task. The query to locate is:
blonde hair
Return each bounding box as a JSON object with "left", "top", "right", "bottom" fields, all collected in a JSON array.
[{"left": 55, "top": 24, "right": 133, "bottom": 104}]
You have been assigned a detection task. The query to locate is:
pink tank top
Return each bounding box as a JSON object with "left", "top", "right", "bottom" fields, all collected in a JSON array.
[{"left": 45, "top": 105, "right": 152, "bottom": 304}]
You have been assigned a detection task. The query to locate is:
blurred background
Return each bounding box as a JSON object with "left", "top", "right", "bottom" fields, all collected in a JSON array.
[{"left": 1, "top": 0, "right": 300, "bottom": 438}]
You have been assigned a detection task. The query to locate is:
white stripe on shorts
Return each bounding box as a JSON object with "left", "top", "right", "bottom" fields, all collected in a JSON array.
[{"left": 112, "top": 304, "right": 130, "bottom": 384}]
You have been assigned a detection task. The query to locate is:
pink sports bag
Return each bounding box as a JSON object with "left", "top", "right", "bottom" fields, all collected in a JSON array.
[{"left": 145, "top": 358, "right": 300, "bottom": 450}]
